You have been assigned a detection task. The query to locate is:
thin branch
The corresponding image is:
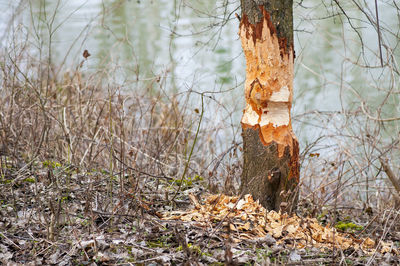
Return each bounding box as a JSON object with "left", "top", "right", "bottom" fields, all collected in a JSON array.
[
  {"left": 375, "top": 0, "right": 383, "bottom": 67},
  {"left": 379, "top": 158, "right": 400, "bottom": 194},
  {"left": 171, "top": 94, "right": 205, "bottom": 201}
]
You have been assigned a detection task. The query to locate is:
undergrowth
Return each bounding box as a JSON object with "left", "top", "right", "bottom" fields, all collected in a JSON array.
[{"left": 0, "top": 0, "right": 400, "bottom": 264}]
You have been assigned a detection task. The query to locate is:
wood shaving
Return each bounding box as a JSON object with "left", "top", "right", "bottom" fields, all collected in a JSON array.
[{"left": 163, "top": 193, "right": 398, "bottom": 255}]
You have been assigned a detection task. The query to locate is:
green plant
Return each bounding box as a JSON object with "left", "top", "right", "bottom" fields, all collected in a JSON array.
[
  {"left": 42, "top": 160, "right": 61, "bottom": 169},
  {"left": 176, "top": 243, "right": 210, "bottom": 256},
  {"left": 169, "top": 174, "right": 204, "bottom": 188},
  {"left": 335, "top": 221, "right": 363, "bottom": 232},
  {"left": 23, "top": 177, "right": 36, "bottom": 183}
]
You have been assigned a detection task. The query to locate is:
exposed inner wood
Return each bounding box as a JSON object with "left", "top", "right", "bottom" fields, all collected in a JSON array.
[{"left": 240, "top": 7, "right": 297, "bottom": 158}]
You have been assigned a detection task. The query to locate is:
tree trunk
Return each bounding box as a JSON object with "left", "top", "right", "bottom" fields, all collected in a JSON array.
[{"left": 239, "top": 0, "right": 299, "bottom": 212}]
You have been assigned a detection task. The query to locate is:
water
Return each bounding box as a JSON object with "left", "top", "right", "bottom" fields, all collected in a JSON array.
[{"left": 1, "top": 0, "right": 399, "bottom": 155}]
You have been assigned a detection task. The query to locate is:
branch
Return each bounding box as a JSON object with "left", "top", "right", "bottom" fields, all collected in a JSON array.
[
  {"left": 379, "top": 158, "right": 400, "bottom": 194},
  {"left": 171, "top": 94, "right": 205, "bottom": 201},
  {"left": 374, "top": 0, "right": 383, "bottom": 67}
]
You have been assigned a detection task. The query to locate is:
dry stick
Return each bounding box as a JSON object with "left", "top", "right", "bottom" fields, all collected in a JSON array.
[
  {"left": 0, "top": 231, "right": 21, "bottom": 250},
  {"left": 366, "top": 209, "right": 398, "bottom": 265},
  {"left": 170, "top": 94, "right": 204, "bottom": 202},
  {"left": 103, "top": 127, "right": 174, "bottom": 169},
  {"left": 108, "top": 87, "right": 114, "bottom": 202},
  {"left": 379, "top": 158, "right": 400, "bottom": 194},
  {"left": 375, "top": 0, "right": 383, "bottom": 67},
  {"left": 206, "top": 142, "right": 241, "bottom": 178},
  {"left": 328, "top": 155, "right": 346, "bottom": 264},
  {"left": 112, "top": 152, "right": 173, "bottom": 181}
]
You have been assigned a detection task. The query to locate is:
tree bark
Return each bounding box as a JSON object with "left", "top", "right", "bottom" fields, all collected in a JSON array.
[{"left": 239, "top": 0, "right": 299, "bottom": 212}]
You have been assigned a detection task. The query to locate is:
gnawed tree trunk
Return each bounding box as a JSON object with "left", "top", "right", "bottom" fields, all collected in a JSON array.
[{"left": 239, "top": 0, "right": 299, "bottom": 212}]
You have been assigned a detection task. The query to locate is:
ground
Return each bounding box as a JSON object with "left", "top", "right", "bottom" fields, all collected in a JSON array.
[{"left": 1, "top": 157, "right": 399, "bottom": 265}]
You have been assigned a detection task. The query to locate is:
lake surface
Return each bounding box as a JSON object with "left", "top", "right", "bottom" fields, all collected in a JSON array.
[{"left": 1, "top": 0, "right": 399, "bottom": 153}]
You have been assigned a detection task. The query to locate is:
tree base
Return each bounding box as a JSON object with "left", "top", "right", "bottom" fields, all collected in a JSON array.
[{"left": 240, "top": 126, "right": 299, "bottom": 212}]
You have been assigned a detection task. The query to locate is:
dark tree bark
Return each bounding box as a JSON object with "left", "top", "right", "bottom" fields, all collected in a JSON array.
[{"left": 239, "top": 0, "right": 299, "bottom": 212}]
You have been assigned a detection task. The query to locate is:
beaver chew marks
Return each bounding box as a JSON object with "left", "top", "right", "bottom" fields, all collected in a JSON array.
[{"left": 240, "top": 7, "right": 296, "bottom": 158}]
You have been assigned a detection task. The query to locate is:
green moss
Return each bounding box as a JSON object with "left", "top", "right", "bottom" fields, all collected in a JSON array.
[
  {"left": 42, "top": 160, "right": 61, "bottom": 169},
  {"left": 169, "top": 174, "right": 205, "bottom": 188},
  {"left": 194, "top": 175, "right": 204, "bottom": 181},
  {"left": 146, "top": 234, "right": 172, "bottom": 249},
  {"left": 335, "top": 221, "right": 363, "bottom": 232},
  {"left": 23, "top": 177, "right": 36, "bottom": 183},
  {"left": 1, "top": 177, "right": 12, "bottom": 184},
  {"left": 80, "top": 219, "right": 90, "bottom": 227},
  {"left": 176, "top": 243, "right": 210, "bottom": 256},
  {"left": 146, "top": 239, "right": 170, "bottom": 248},
  {"left": 61, "top": 196, "right": 71, "bottom": 202}
]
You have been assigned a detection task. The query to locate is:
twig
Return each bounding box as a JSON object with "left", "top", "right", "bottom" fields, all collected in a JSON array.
[
  {"left": 0, "top": 231, "right": 21, "bottom": 250},
  {"left": 374, "top": 0, "right": 383, "bottom": 67},
  {"left": 170, "top": 94, "right": 204, "bottom": 201},
  {"left": 103, "top": 127, "right": 174, "bottom": 169},
  {"left": 112, "top": 152, "right": 173, "bottom": 181}
]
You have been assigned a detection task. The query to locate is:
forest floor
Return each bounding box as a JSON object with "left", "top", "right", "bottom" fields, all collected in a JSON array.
[{"left": 1, "top": 158, "right": 399, "bottom": 265}]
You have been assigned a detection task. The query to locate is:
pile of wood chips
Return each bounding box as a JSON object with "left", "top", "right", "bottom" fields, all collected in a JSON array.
[{"left": 163, "top": 193, "right": 398, "bottom": 255}]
